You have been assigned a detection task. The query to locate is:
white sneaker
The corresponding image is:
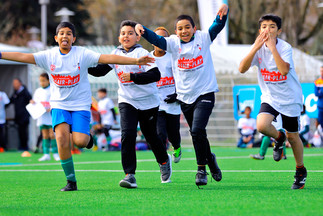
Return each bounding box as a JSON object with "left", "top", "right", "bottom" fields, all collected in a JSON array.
[
  {"left": 53, "top": 153, "right": 60, "bottom": 161},
  {"left": 38, "top": 154, "right": 51, "bottom": 161}
]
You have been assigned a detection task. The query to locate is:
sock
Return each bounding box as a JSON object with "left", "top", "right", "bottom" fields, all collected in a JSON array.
[
  {"left": 198, "top": 165, "right": 206, "bottom": 172},
  {"left": 275, "top": 131, "right": 285, "bottom": 144},
  {"left": 259, "top": 136, "right": 271, "bottom": 156},
  {"left": 51, "top": 139, "right": 58, "bottom": 154},
  {"left": 61, "top": 157, "right": 76, "bottom": 182},
  {"left": 42, "top": 139, "right": 50, "bottom": 154},
  {"left": 296, "top": 165, "right": 305, "bottom": 171}
]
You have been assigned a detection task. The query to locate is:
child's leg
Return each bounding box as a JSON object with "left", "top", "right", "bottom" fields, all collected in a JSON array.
[
  {"left": 71, "top": 111, "right": 92, "bottom": 148},
  {"left": 119, "top": 103, "right": 139, "bottom": 174},
  {"left": 49, "top": 129, "right": 58, "bottom": 154},
  {"left": 286, "top": 132, "right": 304, "bottom": 167},
  {"left": 259, "top": 136, "right": 271, "bottom": 156},
  {"left": 41, "top": 128, "right": 50, "bottom": 154},
  {"left": 139, "top": 107, "right": 168, "bottom": 164},
  {"left": 165, "top": 113, "right": 181, "bottom": 150},
  {"left": 157, "top": 111, "right": 168, "bottom": 147},
  {"left": 257, "top": 113, "right": 278, "bottom": 139}
]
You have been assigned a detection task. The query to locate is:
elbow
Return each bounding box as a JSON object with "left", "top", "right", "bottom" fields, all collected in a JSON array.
[{"left": 238, "top": 65, "right": 247, "bottom": 74}]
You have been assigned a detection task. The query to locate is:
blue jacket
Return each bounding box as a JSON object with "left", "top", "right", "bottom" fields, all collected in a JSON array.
[{"left": 315, "top": 77, "right": 323, "bottom": 109}]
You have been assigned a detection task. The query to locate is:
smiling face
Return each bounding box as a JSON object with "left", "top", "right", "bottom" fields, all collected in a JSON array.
[
  {"left": 118, "top": 25, "right": 140, "bottom": 51},
  {"left": 54, "top": 27, "right": 76, "bottom": 54},
  {"left": 259, "top": 20, "right": 281, "bottom": 38},
  {"left": 175, "top": 19, "right": 196, "bottom": 42}
]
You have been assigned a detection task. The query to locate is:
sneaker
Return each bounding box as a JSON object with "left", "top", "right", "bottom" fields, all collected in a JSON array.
[
  {"left": 53, "top": 153, "right": 60, "bottom": 161},
  {"left": 60, "top": 180, "right": 77, "bottom": 191},
  {"left": 119, "top": 174, "right": 137, "bottom": 188},
  {"left": 173, "top": 147, "right": 182, "bottom": 163},
  {"left": 207, "top": 153, "right": 222, "bottom": 182},
  {"left": 273, "top": 130, "right": 286, "bottom": 161},
  {"left": 38, "top": 154, "right": 51, "bottom": 161},
  {"left": 86, "top": 134, "right": 94, "bottom": 149},
  {"left": 250, "top": 154, "right": 265, "bottom": 160},
  {"left": 195, "top": 170, "right": 208, "bottom": 187},
  {"left": 291, "top": 167, "right": 307, "bottom": 189},
  {"left": 159, "top": 154, "right": 172, "bottom": 183}
]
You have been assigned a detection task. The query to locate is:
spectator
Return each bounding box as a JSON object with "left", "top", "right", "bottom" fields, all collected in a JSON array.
[
  {"left": 237, "top": 106, "right": 257, "bottom": 148},
  {"left": 314, "top": 65, "right": 323, "bottom": 127},
  {"left": 0, "top": 90, "right": 10, "bottom": 152},
  {"left": 6, "top": 78, "right": 32, "bottom": 151}
]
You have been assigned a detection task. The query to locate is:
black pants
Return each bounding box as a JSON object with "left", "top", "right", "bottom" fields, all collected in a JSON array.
[
  {"left": 17, "top": 122, "right": 29, "bottom": 151},
  {"left": 0, "top": 124, "right": 5, "bottom": 149},
  {"left": 119, "top": 103, "right": 168, "bottom": 174},
  {"left": 157, "top": 111, "right": 181, "bottom": 149},
  {"left": 180, "top": 92, "right": 214, "bottom": 165}
]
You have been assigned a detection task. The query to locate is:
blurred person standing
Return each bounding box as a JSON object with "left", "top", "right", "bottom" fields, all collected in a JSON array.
[
  {"left": 314, "top": 66, "right": 323, "bottom": 127},
  {"left": 6, "top": 78, "right": 32, "bottom": 151},
  {"left": 0, "top": 90, "right": 10, "bottom": 152}
]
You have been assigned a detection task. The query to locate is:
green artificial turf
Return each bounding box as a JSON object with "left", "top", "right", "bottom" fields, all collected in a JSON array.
[{"left": 0, "top": 147, "right": 322, "bottom": 216}]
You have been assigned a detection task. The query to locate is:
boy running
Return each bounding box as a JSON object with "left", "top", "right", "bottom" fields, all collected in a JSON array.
[
  {"left": 0, "top": 21, "right": 154, "bottom": 191},
  {"left": 239, "top": 14, "right": 307, "bottom": 189},
  {"left": 88, "top": 20, "right": 172, "bottom": 188},
  {"left": 152, "top": 27, "right": 182, "bottom": 163},
  {"left": 135, "top": 4, "right": 229, "bottom": 187}
]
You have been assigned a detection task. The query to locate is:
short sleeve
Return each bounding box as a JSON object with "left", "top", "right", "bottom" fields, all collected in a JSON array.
[
  {"left": 33, "top": 50, "right": 50, "bottom": 71},
  {"left": 166, "top": 35, "right": 180, "bottom": 54},
  {"left": 2, "top": 92, "right": 10, "bottom": 105},
  {"left": 82, "top": 48, "right": 101, "bottom": 68}
]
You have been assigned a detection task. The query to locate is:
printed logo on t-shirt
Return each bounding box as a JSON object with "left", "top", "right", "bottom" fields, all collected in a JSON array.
[
  {"left": 258, "top": 58, "right": 262, "bottom": 64},
  {"left": 261, "top": 68, "right": 287, "bottom": 82},
  {"left": 157, "top": 76, "right": 175, "bottom": 88},
  {"left": 50, "top": 64, "right": 56, "bottom": 72},
  {"left": 51, "top": 74, "right": 80, "bottom": 86},
  {"left": 40, "top": 101, "right": 50, "bottom": 109},
  {"left": 178, "top": 55, "right": 203, "bottom": 70}
]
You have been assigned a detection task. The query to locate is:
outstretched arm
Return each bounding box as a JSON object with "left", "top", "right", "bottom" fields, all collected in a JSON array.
[
  {"left": 209, "top": 4, "right": 229, "bottom": 41},
  {"left": 1, "top": 52, "right": 35, "bottom": 64},
  {"left": 98, "top": 54, "right": 154, "bottom": 66},
  {"left": 239, "top": 31, "right": 268, "bottom": 73},
  {"left": 135, "top": 24, "right": 167, "bottom": 50},
  {"left": 88, "top": 64, "right": 113, "bottom": 77}
]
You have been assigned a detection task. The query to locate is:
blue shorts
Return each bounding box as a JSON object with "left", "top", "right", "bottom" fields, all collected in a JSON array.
[{"left": 51, "top": 109, "right": 91, "bottom": 135}]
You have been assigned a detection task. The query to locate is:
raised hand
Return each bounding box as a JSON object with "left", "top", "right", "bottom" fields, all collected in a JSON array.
[
  {"left": 135, "top": 24, "right": 145, "bottom": 36},
  {"left": 254, "top": 30, "right": 268, "bottom": 50},
  {"left": 136, "top": 55, "right": 155, "bottom": 66},
  {"left": 217, "top": 4, "right": 229, "bottom": 20}
]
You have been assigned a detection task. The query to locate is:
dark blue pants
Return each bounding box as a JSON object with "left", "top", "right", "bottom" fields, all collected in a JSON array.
[
  {"left": 119, "top": 103, "right": 168, "bottom": 174},
  {"left": 180, "top": 92, "right": 215, "bottom": 165}
]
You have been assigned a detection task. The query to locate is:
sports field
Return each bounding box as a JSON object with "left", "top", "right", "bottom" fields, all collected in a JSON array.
[{"left": 0, "top": 147, "right": 322, "bottom": 216}]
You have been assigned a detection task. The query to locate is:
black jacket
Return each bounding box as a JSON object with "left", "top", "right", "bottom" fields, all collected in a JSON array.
[{"left": 8, "top": 86, "right": 32, "bottom": 124}]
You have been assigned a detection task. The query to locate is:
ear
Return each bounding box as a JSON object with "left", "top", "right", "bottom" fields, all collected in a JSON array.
[
  {"left": 193, "top": 26, "right": 197, "bottom": 33},
  {"left": 72, "top": 37, "right": 76, "bottom": 43},
  {"left": 277, "top": 29, "right": 282, "bottom": 36},
  {"left": 136, "top": 34, "right": 141, "bottom": 42},
  {"left": 54, "top": 35, "right": 58, "bottom": 42}
]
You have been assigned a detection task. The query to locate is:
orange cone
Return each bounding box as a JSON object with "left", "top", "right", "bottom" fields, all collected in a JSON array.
[{"left": 21, "top": 151, "right": 31, "bottom": 157}]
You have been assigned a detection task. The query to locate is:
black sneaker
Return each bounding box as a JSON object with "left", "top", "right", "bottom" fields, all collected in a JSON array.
[
  {"left": 207, "top": 153, "right": 222, "bottom": 182},
  {"left": 273, "top": 131, "right": 286, "bottom": 161},
  {"left": 291, "top": 167, "right": 307, "bottom": 189},
  {"left": 119, "top": 174, "right": 137, "bottom": 188},
  {"left": 86, "top": 134, "right": 94, "bottom": 149},
  {"left": 159, "top": 154, "right": 172, "bottom": 183},
  {"left": 195, "top": 170, "right": 208, "bottom": 187},
  {"left": 250, "top": 154, "right": 265, "bottom": 160},
  {"left": 60, "top": 180, "right": 77, "bottom": 191}
]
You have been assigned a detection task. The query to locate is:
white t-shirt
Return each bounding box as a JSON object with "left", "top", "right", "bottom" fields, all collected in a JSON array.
[
  {"left": 151, "top": 51, "right": 181, "bottom": 115},
  {"left": 34, "top": 46, "right": 101, "bottom": 111},
  {"left": 98, "top": 97, "right": 115, "bottom": 125},
  {"left": 0, "top": 91, "right": 10, "bottom": 124},
  {"left": 165, "top": 30, "right": 219, "bottom": 104},
  {"left": 251, "top": 38, "right": 302, "bottom": 117},
  {"left": 300, "top": 113, "right": 310, "bottom": 140},
  {"left": 33, "top": 86, "right": 52, "bottom": 126},
  {"left": 109, "top": 47, "right": 159, "bottom": 110},
  {"left": 238, "top": 117, "right": 257, "bottom": 136}
]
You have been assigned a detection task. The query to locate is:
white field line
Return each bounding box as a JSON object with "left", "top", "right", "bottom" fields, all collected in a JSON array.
[
  {"left": 0, "top": 153, "right": 322, "bottom": 168},
  {"left": 0, "top": 169, "right": 323, "bottom": 173}
]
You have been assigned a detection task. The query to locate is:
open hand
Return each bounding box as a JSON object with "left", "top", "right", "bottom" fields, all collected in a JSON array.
[
  {"left": 135, "top": 24, "right": 145, "bottom": 36},
  {"left": 217, "top": 4, "right": 229, "bottom": 20},
  {"left": 136, "top": 55, "right": 155, "bottom": 65},
  {"left": 254, "top": 30, "right": 268, "bottom": 50}
]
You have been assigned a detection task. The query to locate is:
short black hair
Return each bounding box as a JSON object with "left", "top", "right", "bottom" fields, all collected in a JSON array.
[
  {"left": 98, "top": 88, "right": 107, "bottom": 94},
  {"left": 175, "top": 15, "right": 195, "bottom": 30},
  {"left": 56, "top": 21, "right": 76, "bottom": 36},
  {"left": 40, "top": 72, "right": 49, "bottom": 80},
  {"left": 258, "top": 14, "right": 282, "bottom": 29},
  {"left": 120, "top": 20, "right": 138, "bottom": 34}
]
